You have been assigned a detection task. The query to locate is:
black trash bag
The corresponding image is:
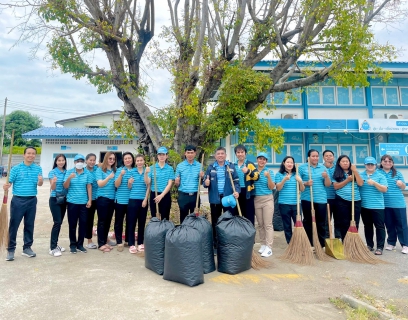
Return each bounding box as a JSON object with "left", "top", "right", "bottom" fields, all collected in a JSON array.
[
  {"left": 163, "top": 225, "right": 204, "bottom": 287},
  {"left": 145, "top": 218, "right": 174, "bottom": 275},
  {"left": 182, "top": 214, "right": 216, "bottom": 274},
  {"left": 216, "top": 211, "right": 255, "bottom": 275},
  {"left": 273, "top": 190, "right": 284, "bottom": 231}
]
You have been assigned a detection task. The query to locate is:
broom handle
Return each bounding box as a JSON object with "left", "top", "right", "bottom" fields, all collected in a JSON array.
[
  {"left": 3, "top": 130, "right": 15, "bottom": 198},
  {"left": 152, "top": 155, "right": 160, "bottom": 220},
  {"left": 296, "top": 164, "right": 300, "bottom": 217},
  {"left": 327, "top": 203, "right": 333, "bottom": 240},
  {"left": 195, "top": 153, "right": 205, "bottom": 211},
  {"left": 227, "top": 165, "right": 241, "bottom": 217},
  {"left": 351, "top": 171, "right": 355, "bottom": 222},
  {"left": 307, "top": 157, "right": 315, "bottom": 215}
]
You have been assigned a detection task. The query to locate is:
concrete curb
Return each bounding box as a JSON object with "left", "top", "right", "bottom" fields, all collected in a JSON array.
[{"left": 340, "top": 294, "right": 395, "bottom": 320}]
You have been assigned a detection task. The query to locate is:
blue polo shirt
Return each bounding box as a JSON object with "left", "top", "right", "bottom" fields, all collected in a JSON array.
[
  {"left": 254, "top": 168, "right": 274, "bottom": 196},
  {"left": 275, "top": 172, "right": 297, "bottom": 204},
  {"left": 48, "top": 168, "right": 67, "bottom": 197},
  {"left": 9, "top": 162, "right": 43, "bottom": 196},
  {"left": 378, "top": 169, "right": 406, "bottom": 208},
  {"left": 114, "top": 167, "right": 134, "bottom": 204},
  {"left": 235, "top": 161, "right": 247, "bottom": 188},
  {"left": 64, "top": 168, "right": 92, "bottom": 204},
  {"left": 332, "top": 173, "right": 361, "bottom": 201},
  {"left": 213, "top": 161, "right": 227, "bottom": 194},
  {"left": 130, "top": 168, "right": 148, "bottom": 200},
  {"left": 176, "top": 160, "right": 201, "bottom": 193},
  {"left": 359, "top": 170, "right": 388, "bottom": 209},
  {"left": 148, "top": 163, "right": 175, "bottom": 193},
  {"left": 298, "top": 163, "right": 328, "bottom": 204},
  {"left": 95, "top": 168, "right": 116, "bottom": 200},
  {"left": 85, "top": 167, "right": 98, "bottom": 200},
  {"left": 325, "top": 165, "right": 336, "bottom": 200}
]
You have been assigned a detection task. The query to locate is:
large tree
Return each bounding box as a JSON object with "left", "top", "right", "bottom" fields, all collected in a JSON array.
[
  {"left": 2, "top": 0, "right": 403, "bottom": 154},
  {"left": 1, "top": 110, "right": 42, "bottom": 146}
]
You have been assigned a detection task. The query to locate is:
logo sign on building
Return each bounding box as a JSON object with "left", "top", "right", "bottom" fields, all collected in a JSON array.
[
  {"left": 107, "top": 146, "right": 118, "bottom": 151},
  {"left": 359, "top": 119, "right": 408, "bottom": 133},
  {"left": 61, "top": 146, "right": 72, "bottom": 150},
  {"left": 379, "top": 143, "right": 408, "bottom": 156}
]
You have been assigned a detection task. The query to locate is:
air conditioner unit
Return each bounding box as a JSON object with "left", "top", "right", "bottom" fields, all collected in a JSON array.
[
  {"left": 281, "top": 113, "right": 298, "bottom": 119},
  {"left": 208, "top": 90, "right": 220, "bottom": 102},
  {"left": 384, "top": 113, "right": 403, "bottom": 119}
]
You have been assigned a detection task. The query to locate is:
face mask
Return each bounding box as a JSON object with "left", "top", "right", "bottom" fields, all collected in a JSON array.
[{"left": 75, "top": 162, "right": 84, "bottom": 170}]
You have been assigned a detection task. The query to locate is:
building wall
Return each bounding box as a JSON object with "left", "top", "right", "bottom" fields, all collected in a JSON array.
[{"left": 61, "top": 114, "right": 120, "bottom": 128}]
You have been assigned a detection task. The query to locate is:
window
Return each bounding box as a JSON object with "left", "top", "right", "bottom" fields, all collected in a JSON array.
[
  {"left": 90, "top": 140, "right": 133, "bottom": 145},
  {"left": 375, "top": 133, "right": 408, "bottom": 165},
  {"left": 372, "top": 86, "right": 401, "bottom": 106},
  {"left": 269, "top": 88, "right": 302, "bottom": 105},
  {"left": 46, "top": 139, "right": 88, "bottom": 144},
  {"left": 307, "top": 86, "right": 366, "bottom": 105},
  {"left": 400, "top": 87, "right": 408, "bottom": 106}
]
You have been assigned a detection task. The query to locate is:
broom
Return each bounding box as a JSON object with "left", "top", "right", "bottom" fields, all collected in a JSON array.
[
  {"left": 343, "top": 172, "right": 383, "bottom": 264},
  {"left": 280, "top": 164, "right": 314, "bottom": 265},
  {"left": 194, "top": 153, "right": 205, "bottom": 216},
  {"left": 308, "top": 157, "right": 330, "bottom": 261},
  {"left": 226, "top": 165, "right": 270, "bottom": 270},
  {"left": 0, "top": 130, "right": 14, "bottom": 252},
  {"left": 152, "top": 155, "right": 161, "bottom": 221}
]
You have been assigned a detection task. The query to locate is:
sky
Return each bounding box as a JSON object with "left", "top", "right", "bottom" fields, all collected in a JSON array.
[{"left": 0, "top": 3, "right": 407, "bottom": 127}]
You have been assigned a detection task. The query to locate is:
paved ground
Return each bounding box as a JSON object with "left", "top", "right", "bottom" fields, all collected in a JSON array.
[{"left": 1, "top": 180, "right": 407, "bottom": 320}]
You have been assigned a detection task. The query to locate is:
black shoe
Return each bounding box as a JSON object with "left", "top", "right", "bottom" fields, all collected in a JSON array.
[
  {"left": 6, "top": 251, "right": 14, "bottom": 261},
  {"left": 367, "top": 246, "right": 374, "bottom": 252},
  {"left": 77, "top": 246, "right": 87, "bottom": 253},
  {"left": 70, "top": 247, "right": 77, "bottom": 254}
]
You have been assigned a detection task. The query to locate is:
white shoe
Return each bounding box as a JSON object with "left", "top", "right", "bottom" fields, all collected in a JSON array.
[
  {"left": 258, "top": 245, "right": 266, "bottom": 253},
  {"left": 402, "top": 246, "right": 408, "bottom": 254},
  {"left": 261, "top": 246, "right": 273, "bottom": 258},
  {"left": 57, "top": 245, "right": 66, "bottom": 252},
  {"left": 49, "top": 248, "right": 62, "bottom": 257},
  {"left": 385, "top": 244, "right": 395, "bottom": 251},
  {"left": 86, "top": 243, "right": 97, "bottom": 249}
]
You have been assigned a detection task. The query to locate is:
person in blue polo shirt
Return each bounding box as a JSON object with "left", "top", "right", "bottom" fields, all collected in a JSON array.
[
  {"left": 203, "top": 146, "right": 240, "bottom": 250},
  {"left": 5, "top": 147, "right": 43, "bottom": 261},
  {"left": 95, "top": 152, "right": 117, "bottom": 252},
  {"left": 275, "top": 156, "right": 305, "bottom": 244},
  {"left": 234, "top": 144, "right": 259, "bottom": 226},
  {"left": 127, "top": 154, "right": 150, "bottom": 254},
  {"left": 359, "top": 156, "right": 388, "bottom": 255},
  {"left": 48, "top": 154, "right": 68, "bottom": 257},
  {"left": 175, "top": 145, "right": 204, "bottom": 223},
  {"left": 298, "top": 149, "right": 331, "bottom": 248},
  {"left": 332, "top": 155, "right": 364, "bottom": 241},
  {"left": 63, "top": 154, "right": 92, "bottom": 254},
  {"left": 113, "top": 152, "right": 134, "bottom": 252},
  {"left": 254, "top": 152, "right": 276, "bottom": 258},
  {"left": 145, "top": 146, "right": 175, "bottom": 221},
  {"left": 378, "top": 155, "right": 408, "bottom": 254},
  {"left": 84, "top": 153, "right": 98, "bottom": 249}
]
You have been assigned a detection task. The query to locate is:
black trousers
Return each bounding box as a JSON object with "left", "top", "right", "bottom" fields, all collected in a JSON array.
[
  {"left": 238, "top": 188, "right": 255, "bottom": 226},
  {"left": 360, "top": 207, "right": 385, "bottom": 250},
  {"left": 85, "top": 200, "right": 97, "bottom": 239},
  {"left": 67, "top": 202, "right": 87, "bottom": 248},
  {"left": 96, "top": 197, "right": 115, "bottom": 247},
  {"left": 114, "top": 203, "right": 128, "bottom": 244},
  {"left": 210, "top": 200, "right": 236, "bottom": 248},
  {"left": 177, "top": 192, "right": 200, "bottom": 224},
  {"left": 384, "top": 207, "right": 408, "bottom": 247},
  {"left": 150, "top": 192, "right": 171, "bottom": 221},
  {"left": 301, "top": 200, "right": 327, "bottom": 248},
  {"left": 49, "top": 197, "right": 67, "bottom": 250},
  {"left": 279, "top": 204, "right": 297, "bottom": 244},
  {"left": 127, "top": 199, "right": 148, "bottom": 246},
  {"left": 334, "top": 195, "right": 361, "bottom": 241},
  {"left": 8, "top": 196, "right": 37, "bottom": 252},
  {"left": 325, "top": 198, "right": 341, "bottom": 239}
]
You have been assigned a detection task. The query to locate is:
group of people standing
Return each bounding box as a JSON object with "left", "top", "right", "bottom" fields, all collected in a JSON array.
[{"left": 4, "top": 144, "right": 408, "bottom": 262}]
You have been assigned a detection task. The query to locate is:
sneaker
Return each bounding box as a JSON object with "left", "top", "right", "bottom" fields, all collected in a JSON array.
[
  {"left": 6, "top": 251, "right": 14, "bottom": 261},
  {"left": 70, "top": 247, "right": 77, "bottom": 254},
  {"left": 402, "top": 246, "right": 408, "bottom": 254},
  {"left": 258, "top": 245, "right": 266, "bottom": 254},
  {"left": 57, "top": 245, "right": 66, "bottom": 252},
  {"left": 261, "top": 246, "right": 273, "bottom": 258},
  {"left": 22, "top": 248, "right": 36, "bottom": 258},
  {"left": 129, "top": 246, "right": 137, "bottom": 254},
  {"left": 77, "top": 246, "right": 87, "bottom": 253},
  {"left": 86, "top": 243, "right": 97, "bottom": 249},
  {"left": 385, "top": 244, "right": 396, "bottom": 251},
  {"left": 49, "top": 248, "right": 62, "bottom": 257}
]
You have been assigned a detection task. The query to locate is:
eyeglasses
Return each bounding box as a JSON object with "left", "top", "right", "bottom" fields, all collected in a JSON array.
[{"left": 365, "top": 163, "right": 375, "bottom": 166}]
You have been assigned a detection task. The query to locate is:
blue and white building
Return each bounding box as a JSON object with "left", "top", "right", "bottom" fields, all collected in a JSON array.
[{"left": 224, "top": 61, "right": 408, "bottom": 176}]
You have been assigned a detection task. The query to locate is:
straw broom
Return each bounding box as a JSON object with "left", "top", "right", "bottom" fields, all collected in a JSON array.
[
  {"left": 308, "top": 157, "right": 330, "bottom": 261},
  {"left": 0, "top": 130, "right": 14, "bottom": 252},
  {"left": 226, "top": 165, "right": 270, "bottom": 270},
  {"left": 152, "top": 155, "right": 161, "bottom": 221},
  {"left": 194, "top": 153, "right": 205, "bottom": 216},
  {"left": 343, "top": 172, "right": 383, "bottom": 264},
  {"left": 280, "top": 164, "right": 314, "bottom": 265}
]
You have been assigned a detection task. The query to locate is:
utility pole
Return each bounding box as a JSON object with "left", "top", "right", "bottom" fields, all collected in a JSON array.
[{"left": 0, "top": 98, "right": 7, "bottom": 166}]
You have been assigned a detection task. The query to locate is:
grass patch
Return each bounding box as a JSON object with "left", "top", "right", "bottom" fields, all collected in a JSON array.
[{"left": 329, "top": 297, "right": 381, "bottom": 320}]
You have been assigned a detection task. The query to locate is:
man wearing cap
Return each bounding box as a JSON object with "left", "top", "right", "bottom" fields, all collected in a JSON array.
[
  {"left": 5, "top": 147, "right": 43, "bottom": 261},
  {"left": 63, "top": 154, "right": 93, "bottom": 254},
  {"left": 145, "top": 146, "right": 175, "bottom": 221},
  {"left": 203, "top": 146, "right": 240, "bottom": 248},
  {"left": 175, "top": 145, "right": 204, "bottom": 223}
]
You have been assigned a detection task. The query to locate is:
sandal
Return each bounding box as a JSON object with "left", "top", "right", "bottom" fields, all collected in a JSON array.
[
  {"left": 98, "top": 245, "right": 111, "bottom": 253},
  {"left": 129, "top": 246, "right": 137, "bottom": 254},
  {"left": 375, "top": 248, "right": 383, "bottom": 255},
  {"left": 137, "top": 245, "right": 144, "bottom": 252}
]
